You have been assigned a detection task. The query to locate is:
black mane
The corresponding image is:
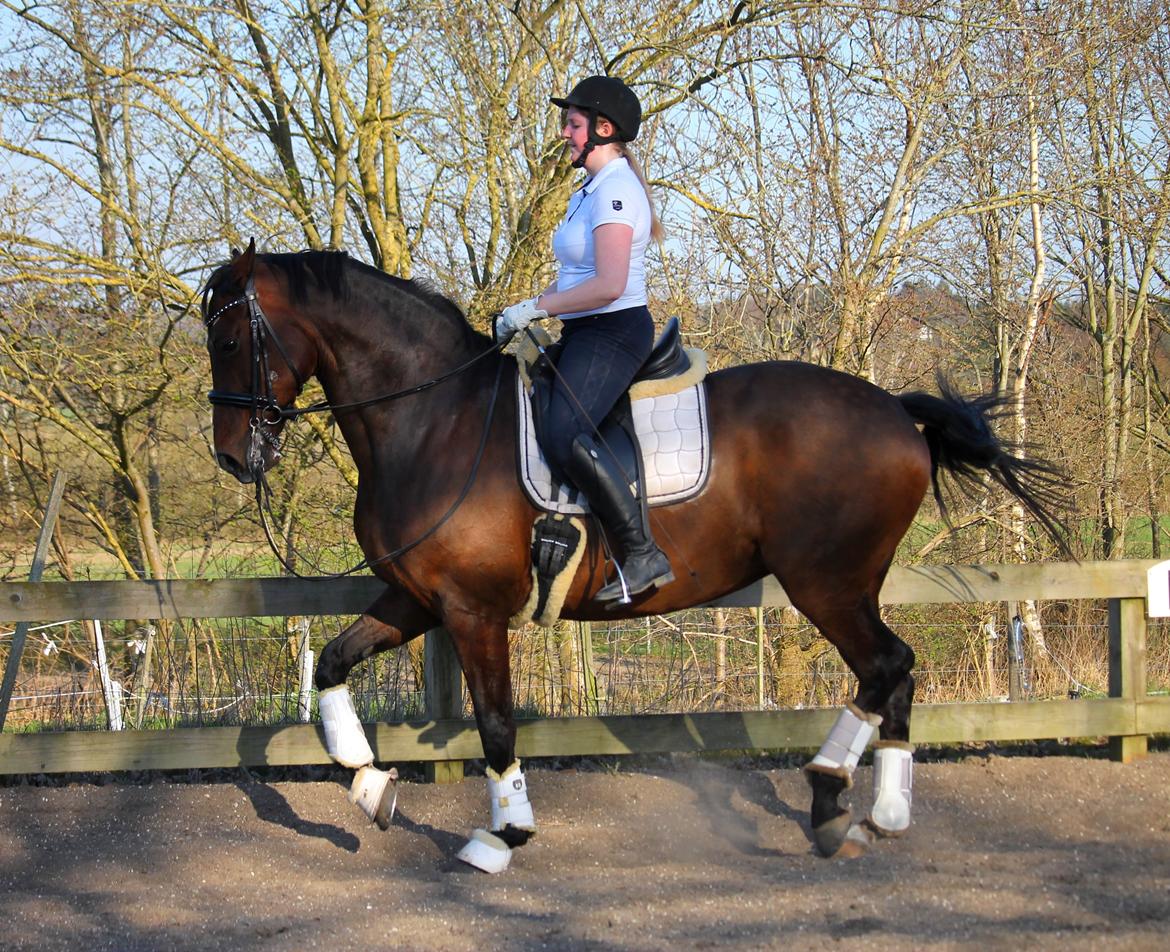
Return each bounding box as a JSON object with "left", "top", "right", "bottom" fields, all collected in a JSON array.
[{"left": 207, "top": 249, "right": 483, "bottom": 344}]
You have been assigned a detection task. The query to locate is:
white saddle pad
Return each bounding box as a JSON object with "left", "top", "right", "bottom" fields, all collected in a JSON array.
[{"left": 516, "top": 373, "right": 711, "bottom": 515}]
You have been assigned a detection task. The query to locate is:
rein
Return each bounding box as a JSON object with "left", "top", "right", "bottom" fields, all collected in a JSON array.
[
  {"left": 256, "top": 358, "right": 505, "bottom": 579},
  {"left": 205, "top": 273, "right": 505, "bottom": 578},
  {"left": 205, "top": 277, "right": 503, "bottom": 421}
]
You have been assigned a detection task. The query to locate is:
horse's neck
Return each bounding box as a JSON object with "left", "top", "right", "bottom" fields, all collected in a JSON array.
[{"left": 312, "top": 297, "right": 485, "bottom": 474}]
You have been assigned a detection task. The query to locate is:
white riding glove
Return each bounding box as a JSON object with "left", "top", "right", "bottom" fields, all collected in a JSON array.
[{"left": 494, "top": 297, "right": 548, "bottom": 344}]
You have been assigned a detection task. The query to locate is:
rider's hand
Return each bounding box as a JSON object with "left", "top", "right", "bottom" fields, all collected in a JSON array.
[{"left": 494, "top": 297, "right": 548, "bottom": 344}]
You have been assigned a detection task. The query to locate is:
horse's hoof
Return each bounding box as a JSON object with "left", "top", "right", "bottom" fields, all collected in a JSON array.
[
  {"left": 833, "top": 823, "right": 874, "bottom": 858},
  {"left": 349, "top": 765, "right": 399, "bottom": 830},
  {"left": 866, "top": 816, "right": 908, "bottom": 839},
  {"left": 457, "top": 829, "right": 512, "bottom": 874},
  {"left": 812, "top": 813, "right": 872, "bottom": 858}
]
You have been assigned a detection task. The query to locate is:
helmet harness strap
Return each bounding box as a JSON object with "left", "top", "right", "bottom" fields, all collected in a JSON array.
[{"left": 572, "top": 109, "right": 623, "bottom": 169}]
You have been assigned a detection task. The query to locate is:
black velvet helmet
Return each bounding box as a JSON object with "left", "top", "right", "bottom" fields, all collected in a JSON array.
[{"left": 551, "top": 75, "right": 641, "bottom": 142}]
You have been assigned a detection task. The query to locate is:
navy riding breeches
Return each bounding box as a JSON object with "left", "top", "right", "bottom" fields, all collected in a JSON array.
[{"left": 540, "top": 305, "right": 654, "bottom": 475}]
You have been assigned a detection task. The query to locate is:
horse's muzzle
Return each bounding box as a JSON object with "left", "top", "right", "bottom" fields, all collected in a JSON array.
[{"left": 216, "top": 452, "right": 256, "bottom": 484}]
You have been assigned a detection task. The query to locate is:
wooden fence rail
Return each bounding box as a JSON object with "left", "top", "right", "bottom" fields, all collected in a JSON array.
[{"left": 0, "top": 560, "right": 1164, "bottom": 777}]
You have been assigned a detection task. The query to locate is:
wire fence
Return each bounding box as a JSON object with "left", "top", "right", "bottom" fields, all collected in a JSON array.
[{"left": 3, "top": 601, "right": 1167, "bottom": 733}]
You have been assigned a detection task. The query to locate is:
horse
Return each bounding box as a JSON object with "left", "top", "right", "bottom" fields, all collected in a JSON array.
[{"left": 201, "top": 241, "right": 1067, "bottom": 871}]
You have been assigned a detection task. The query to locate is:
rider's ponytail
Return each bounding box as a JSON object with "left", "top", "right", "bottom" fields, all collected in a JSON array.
[{"left": 620, "top": 147, "right": 664, "bottom": 243}]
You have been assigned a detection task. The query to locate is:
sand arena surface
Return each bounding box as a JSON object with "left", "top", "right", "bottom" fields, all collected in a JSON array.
[{"left": 1, "top": 751, "right": 1168, "bottom": 951}]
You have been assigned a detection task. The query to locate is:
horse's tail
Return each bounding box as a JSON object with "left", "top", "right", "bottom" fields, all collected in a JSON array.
[{"left": 898, "top": 379, "right": 1072, "bottom": 559}]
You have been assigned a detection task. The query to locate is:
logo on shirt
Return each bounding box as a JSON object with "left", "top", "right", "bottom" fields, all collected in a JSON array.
[{"left": 611, "top": 200, "right": 623, "bottom": 211}]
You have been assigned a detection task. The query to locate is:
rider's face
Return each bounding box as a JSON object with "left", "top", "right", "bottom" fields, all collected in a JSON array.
[{"left": 561, "top": 107, "right": 590, "bottom": 163}]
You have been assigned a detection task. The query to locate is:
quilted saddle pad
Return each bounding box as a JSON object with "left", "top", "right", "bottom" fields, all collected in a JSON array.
[{"left": 516, "top": 373, "right": 711, "bottom": 515}]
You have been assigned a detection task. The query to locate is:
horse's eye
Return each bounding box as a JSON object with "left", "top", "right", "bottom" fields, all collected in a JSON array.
[{"left": 217, "top": 338, "right": 239, "bottom": 356}]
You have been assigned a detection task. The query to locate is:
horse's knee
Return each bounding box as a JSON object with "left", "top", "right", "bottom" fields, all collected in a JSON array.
[{"left": 315, "top": 616, "right": 397, "bottom": 690}]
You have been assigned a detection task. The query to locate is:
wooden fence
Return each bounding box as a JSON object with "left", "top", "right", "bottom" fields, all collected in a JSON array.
[{"left": 0, "top": 560, "right": 1165, "bottom": 778}]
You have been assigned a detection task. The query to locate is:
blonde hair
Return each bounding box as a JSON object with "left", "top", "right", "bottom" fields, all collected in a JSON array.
[{"left": 618, "top": 145, "right": 664, "bottom": 243}]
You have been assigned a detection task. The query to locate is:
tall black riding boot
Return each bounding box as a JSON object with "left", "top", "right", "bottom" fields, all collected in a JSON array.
[{"left": 566, "top": 433, "right": 674, "bottom": 603}]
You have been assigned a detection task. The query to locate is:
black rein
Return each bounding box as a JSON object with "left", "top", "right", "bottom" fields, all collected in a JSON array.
[{"left": 205, "top": 275, "right": 503, "bottom": 421}]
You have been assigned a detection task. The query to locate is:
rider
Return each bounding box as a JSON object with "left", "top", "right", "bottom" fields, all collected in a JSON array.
[{"left": 495, "top": 75, "right": 673, "bottom": 603}]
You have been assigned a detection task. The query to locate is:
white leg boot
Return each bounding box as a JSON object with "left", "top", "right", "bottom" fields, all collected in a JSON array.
[
  {"left": 318, "top": 685, "right": 375, "bottom": 768},
  {"left": 319, "top": 685, "right": 398, "bottom": 830},
  {"left": 457, "top": 761, "right": 536, "bottom": 874},
  {"left": 804, "top": 702, "right": 882, "bottom": 784},
  {"left": 868, "top": 741, "right": 913, "bottom": 836},
  {"left": 487, "top": 760, "right": 535, "bottom": 833},
  {"left": 805, "top": 703, "right": 883, "bottom": 857}
]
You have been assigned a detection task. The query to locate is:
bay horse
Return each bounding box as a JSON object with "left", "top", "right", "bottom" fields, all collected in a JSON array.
[{"left": 202, "top": 243, "right": 1066, "bottom": 870}]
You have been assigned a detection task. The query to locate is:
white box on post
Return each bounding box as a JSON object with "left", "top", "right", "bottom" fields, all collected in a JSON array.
[{"left": 1147, "top": 560, "right": 1170, "bottom": 617}]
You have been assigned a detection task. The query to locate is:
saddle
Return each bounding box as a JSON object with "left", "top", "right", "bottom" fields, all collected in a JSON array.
[{"left": 507, "top": 317, "right": 710, "bottom": 627}]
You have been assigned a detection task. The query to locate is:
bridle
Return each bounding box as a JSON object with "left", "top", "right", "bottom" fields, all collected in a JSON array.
[
  {"left": 204, "top": 274, "right": 306, "bottom": 474},
  {"left": 203, "top": 271, "right": 505, "bottom": 578}
]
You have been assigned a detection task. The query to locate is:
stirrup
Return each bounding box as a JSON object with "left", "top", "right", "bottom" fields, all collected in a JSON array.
[{"left": 595, "top": 550, "right": 674, "bottom": 604}]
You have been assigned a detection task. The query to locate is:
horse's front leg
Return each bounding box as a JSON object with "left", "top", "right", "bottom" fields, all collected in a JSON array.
[
  {"left": 315, "top": 585, "right": 435, "bottom": 830},
  {"left": 442, "top": 608, "right": 534, "bottom": 874}
]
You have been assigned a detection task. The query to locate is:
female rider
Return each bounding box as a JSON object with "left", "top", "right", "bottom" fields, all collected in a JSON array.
[{"left": 495, "top": 75, "right": 673, "bottom": 603}]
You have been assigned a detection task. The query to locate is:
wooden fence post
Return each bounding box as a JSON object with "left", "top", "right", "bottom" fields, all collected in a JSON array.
[
  {"left": 0, "top": 471, "right": 67, "bottom": 732},
  {"left": 756, "top": 608, "right": 766, "bottom": 709},
  {"left": 578, "top": 621, "right": 600, "bottom": 716},
  {"left": 424, "top": 627, "right": 464, "bottom": 783},
  {"left": 1108, "top": 597, "right": 1148, "bottom": 763}
]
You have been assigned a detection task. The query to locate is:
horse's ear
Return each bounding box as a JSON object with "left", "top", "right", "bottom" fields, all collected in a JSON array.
[{"left": 229, "top": 238, "right": 256, "bottom": 285}]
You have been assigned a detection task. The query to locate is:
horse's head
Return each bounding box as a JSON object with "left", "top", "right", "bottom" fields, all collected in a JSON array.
[{"left": 202, "top": 241, "right": 313, "bottom": 483}]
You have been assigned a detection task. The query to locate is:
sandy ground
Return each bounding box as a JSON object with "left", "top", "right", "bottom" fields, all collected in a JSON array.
[{"left": 1, "top": 750, "right": 1168, "bottom": 951}]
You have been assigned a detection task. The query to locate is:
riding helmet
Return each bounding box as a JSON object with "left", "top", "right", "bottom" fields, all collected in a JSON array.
[{"left": 550, "top": 75, "right": 641, "bottom": 142}]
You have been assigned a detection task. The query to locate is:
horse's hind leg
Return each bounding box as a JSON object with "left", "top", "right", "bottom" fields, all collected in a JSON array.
[
  {"left": 794, "top": 591, "right": 915, "bottom": 857},
  {"left": 869, "top": 667, "right": 916, "bottom": 838},
  {"left": 442, "top": 609, "right": 535, "bottom": 874},
  {"left": 314, "top": 586, "right": 435, "bottom": 830}
]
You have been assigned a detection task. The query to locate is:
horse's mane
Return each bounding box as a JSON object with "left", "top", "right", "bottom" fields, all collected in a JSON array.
[{"left": 210, "top": 250, "right": 482, "bottom": 344}]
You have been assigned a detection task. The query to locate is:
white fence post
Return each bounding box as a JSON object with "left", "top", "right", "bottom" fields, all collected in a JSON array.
[
  {"left": 297, "top": 618, "right": 313, "bottom": 723},
  {"left": 92, "top": 619, "right": 123, "bottom": 731}
]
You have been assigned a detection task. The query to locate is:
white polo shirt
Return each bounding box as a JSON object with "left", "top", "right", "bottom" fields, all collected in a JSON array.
[{"left": 551, "top": 156, "right": 651, "bottom": 319}]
